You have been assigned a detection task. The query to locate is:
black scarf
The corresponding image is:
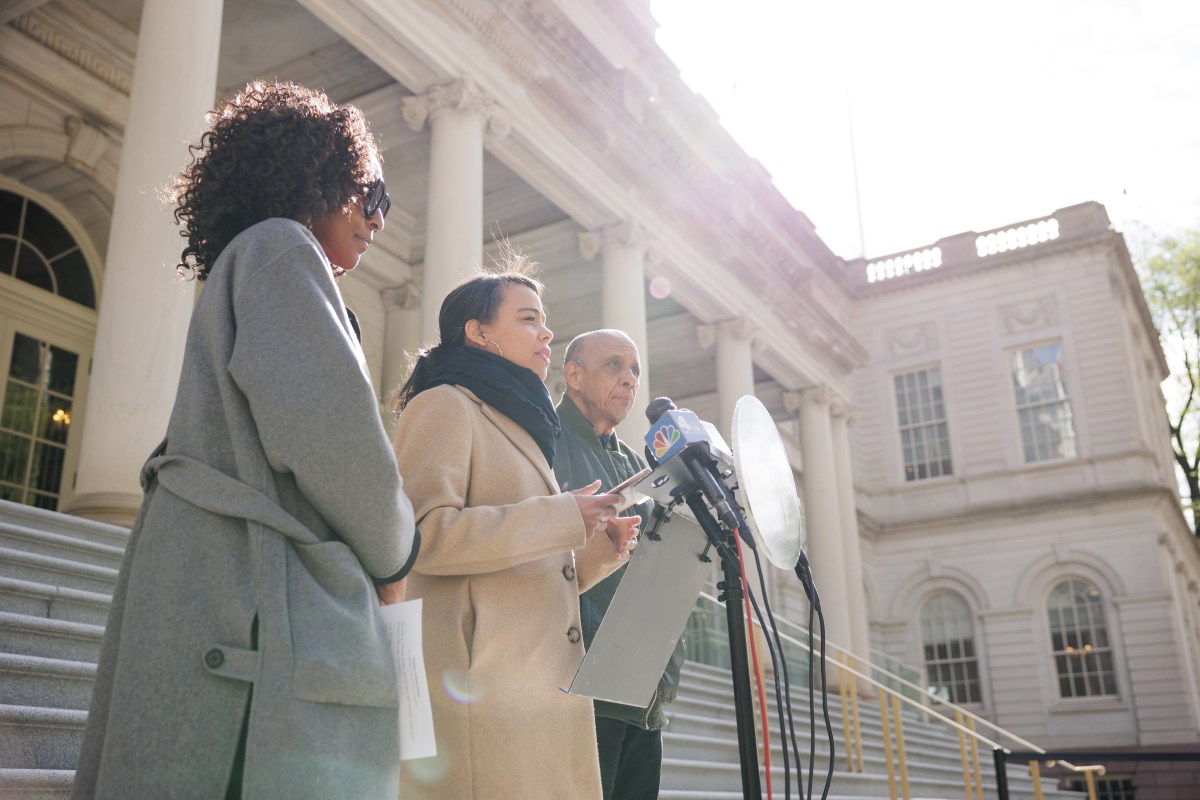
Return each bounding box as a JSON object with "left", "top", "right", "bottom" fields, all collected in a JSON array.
[{"left": 424, "top": 347, "right": 561, "bottom": 467}]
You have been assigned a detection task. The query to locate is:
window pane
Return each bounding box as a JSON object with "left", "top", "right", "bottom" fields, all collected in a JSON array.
[
  {"left": 45, "top": 347, "right": 78, "bottom": 396},
  {"left": 0, "top": 190, "right": 93, "bottom": 306},
  {"left": 9, "top": 333, "right": 41, "bottom": 384},
  {"left": 30, "top": 491, "right": 57, "bottom": 511},
  {"left": 1, "top": 382, "right": 38, "bottom": 434},
  {"left": 39, "top": 396, "right": 72, "bottom": 444},
  {"left": 0, "top": 432, "right": 30, "bottom": 484},
  {"left": 0, "top": 237, "right": 16, "bottom": 274},
  {"left": 921, "top": 591, "right": 980, "bottom": 704},
  {"left": 1013, "top": 343, "right": 1076, "bottom": 463},
  {"left": 895, "top": 366, "right": 953, "bottom": 482},
  {"left": 1048, "top": 579, "right": 1117, "bottom": 699},
  {"left": 50, "top": 249, "right": 95, "bottom": 309},
  {"left": 20, "top": 201, "right": 71, "bottom": 258},
  {"left": 14, "top": 244, "right": 54, "bottom": 292},
  {"left": 30, "top": 441, "right": 65, "bottom": 493},
  {"left": 0, "top": 191, "right": 22, "bottom": 236}
]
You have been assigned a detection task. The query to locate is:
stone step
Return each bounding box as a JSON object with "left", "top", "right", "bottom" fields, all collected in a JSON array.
[
  {"left": 0, "top": 522, "right": 125, "bottom": 571},
  {"left": 0, "top": 768, "right": 74, "bottom": 800},
  {"left": 0, "top": 705, "right": 86, "bottom": 770},
  {"left": 677, "top": 665, "right": 931, "bottom": 732},
  {"left": 0, "top": 500, "right": 128, "bottom": 549},
  {"left": 660, "top": 755, "right": 1066, "bottom": 800},
  {"left": 662, "top": 725, "right": 1021, "bottom": 788},
  {"left": 0, "top": 612, "right": 104, "bottom": 663},
  {"left": 0, "top": 577, "right": 111, "bottom": 627},
  {"left": 0, "top": 654, "right": 95, "bottom": 711},
  {"left": 0, "top": 547, "right": 118, "bottom": 596},
  {"left": 667, "top": 696, "right": 959, "bottom": 753}
]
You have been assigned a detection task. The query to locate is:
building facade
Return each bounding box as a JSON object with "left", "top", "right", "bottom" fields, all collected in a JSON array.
[
  {"left": 1, "top": 0, "right": 1197, "bottom": 777},
  {"left": 850, "top": 204, "right": 1200, "bottom": 753}
]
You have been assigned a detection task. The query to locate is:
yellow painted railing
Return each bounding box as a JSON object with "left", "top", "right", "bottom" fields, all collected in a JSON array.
[{"left": 695, "top": 591, "right": 1107, "bottom": 799}]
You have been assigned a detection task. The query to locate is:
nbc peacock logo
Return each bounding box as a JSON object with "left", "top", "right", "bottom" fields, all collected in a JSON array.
[{"left": 652, "top": 425, "right": 680, "bottom": 458}]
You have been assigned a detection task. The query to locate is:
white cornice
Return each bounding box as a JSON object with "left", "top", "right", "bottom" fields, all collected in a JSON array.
[{"left": 298, "top": 0, "right": 866, "bottom": 389}]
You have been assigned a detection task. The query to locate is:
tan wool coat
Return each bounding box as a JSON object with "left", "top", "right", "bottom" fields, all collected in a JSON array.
[{"left": 394, "top": 384, "right": 623, "bottom": 800}]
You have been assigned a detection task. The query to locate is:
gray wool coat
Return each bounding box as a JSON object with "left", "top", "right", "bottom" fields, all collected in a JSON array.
[{"left": 71, "top": 218, "right": 417, "bottom": 799}]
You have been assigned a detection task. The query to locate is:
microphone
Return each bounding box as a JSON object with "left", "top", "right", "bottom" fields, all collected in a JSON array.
[
  {"left": 644, "top": 397, "right": 676, "bottom": 466},
  {"left": 645, "top": 396, "right": 677, "bottom": 426},
  {"left": 643, "top": 399, "right": 750, "bottom": 541}
]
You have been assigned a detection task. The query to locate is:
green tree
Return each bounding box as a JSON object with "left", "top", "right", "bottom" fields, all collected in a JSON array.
[{"left": 1141, "top": 230, "right": 1200, "bottom": 535}]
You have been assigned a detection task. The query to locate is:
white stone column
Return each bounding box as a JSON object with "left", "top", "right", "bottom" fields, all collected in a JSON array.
[
  {"left": 67, "top": 0, "right": 223, "bottom": 525},
  {"left": 403, "top": 77, "right": 510, "bottom": 343},
  {"left": 696, "top": 318, "right": 758, "bottom": 443},
  {"left": 381, "top": 281, "right": 422, "bottom": 407},
  {"left": 698, "top": 318, "right": 774, "bottom": 643},
  {"left": 787, "top": 388, "right": 852, "bottom": 651},
  {"left": 831, "top": 401, "right": 871, "bottom": 662},
  {"left": 578, "top": 221, "right": 652, "bottom": 445}
]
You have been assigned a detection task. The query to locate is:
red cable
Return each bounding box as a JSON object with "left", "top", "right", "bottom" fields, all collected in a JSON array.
[{"left": 733, "top": 528, "right": 773, "bottom": 799}]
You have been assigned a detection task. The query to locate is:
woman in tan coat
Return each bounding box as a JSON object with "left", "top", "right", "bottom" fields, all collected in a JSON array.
[{"left": 392, "top": 268, "right": 639, "bottom": 799}]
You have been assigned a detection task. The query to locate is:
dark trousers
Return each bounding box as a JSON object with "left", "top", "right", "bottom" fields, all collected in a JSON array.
[{"left": 595, "top": 716, "right": 663, "bottom": 800}]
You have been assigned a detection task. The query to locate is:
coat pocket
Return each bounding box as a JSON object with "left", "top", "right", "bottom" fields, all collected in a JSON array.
[{"left": 287, "top": 539, "right": 399, "bottom": 709}]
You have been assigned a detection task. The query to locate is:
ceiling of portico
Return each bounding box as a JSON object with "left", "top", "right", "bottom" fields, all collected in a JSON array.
[{"left": 3, "top": 0, "right": 855, "bottom": 416}]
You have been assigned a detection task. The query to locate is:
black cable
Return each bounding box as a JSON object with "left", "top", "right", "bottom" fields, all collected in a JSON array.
[
  {"left": 745, "top": 567, "right": 792, "bottom": 799},
  {"left": 807, "top": 573, "right": 836, "bottom": 800},
  {"left": 807, "top": 597, "right": 817, "bottom": 800},
  {"left": 749, "top": 545, "right": 805, "bottom": 799}
]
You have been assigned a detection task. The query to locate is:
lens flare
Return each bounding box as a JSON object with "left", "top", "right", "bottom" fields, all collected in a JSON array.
[
  {"left": 648, "top": 276, "right": 672, "bottom": 299},
  {"left": 441, "top": 670, "right": 483, "bottom": 704}
]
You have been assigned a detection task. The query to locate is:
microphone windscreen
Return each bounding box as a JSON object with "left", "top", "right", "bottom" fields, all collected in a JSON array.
[{"left": 645, "top": 396, "right": 676, "bottom": 425}]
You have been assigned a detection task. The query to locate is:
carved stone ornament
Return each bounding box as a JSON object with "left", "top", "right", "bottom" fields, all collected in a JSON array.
[
  {"left": 886, "top": 321, "right": 937, "bottom": 359},
  {"left": 402, "top": 76, "right": 511, "bottom": 144},
  {"left": 998, "top": 296, "right": 1059, "bottom": 335},
  {"left": 64, "top": 117, "right": 108, "bottom": 172}
]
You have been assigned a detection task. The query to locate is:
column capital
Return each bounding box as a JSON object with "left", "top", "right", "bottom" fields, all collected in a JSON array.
[
  {"left": 381, "top": 281, "right": 421, "bottom": 311},
  {"left": 578, "top": 219, "right": 649, "bottom": 261},
  {"left": 783, "top": 385, "right": 834, "bottom": 412},
  {"left": 830, "top": 398, "right": 857, "bottom": 423},
  {"left": 695, "top": 318, "right": 761, "bottom": 350},
  {"left": 402, "top": 76, "right": 511, "bottom": 143}
]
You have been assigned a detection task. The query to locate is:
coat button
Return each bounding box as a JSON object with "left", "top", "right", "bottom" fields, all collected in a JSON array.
[
  {"left": 562, "top": 564, "right": 576, "bottom": 580},
  {"left": 566, "top": 626, "right": 581, "bottom": 643},
  {"left": 204, "top": 648, "right": 225, "bottom": 669}
]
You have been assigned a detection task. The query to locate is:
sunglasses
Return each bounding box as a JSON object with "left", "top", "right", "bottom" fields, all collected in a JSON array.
[{"left": 363, "top": 178, "right": 391, "bottom": 219}]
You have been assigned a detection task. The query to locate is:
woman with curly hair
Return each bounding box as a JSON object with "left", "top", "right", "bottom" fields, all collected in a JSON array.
[{"left": 71, "top": 80, "right": 418, "bottom": 800}]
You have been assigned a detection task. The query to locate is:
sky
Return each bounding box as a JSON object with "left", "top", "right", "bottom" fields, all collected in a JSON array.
[{"left": 650, "top": 0, "right": 1200, "bottom": 261}]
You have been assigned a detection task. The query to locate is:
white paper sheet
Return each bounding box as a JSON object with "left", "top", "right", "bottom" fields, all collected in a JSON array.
[{"left": 380, "top": 599, "right": 436, "bottom": 760}]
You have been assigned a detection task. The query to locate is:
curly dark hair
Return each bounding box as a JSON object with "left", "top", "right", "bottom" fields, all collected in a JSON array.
[{"left": 167, "top": 80, "right": 382, "bottom": 279}]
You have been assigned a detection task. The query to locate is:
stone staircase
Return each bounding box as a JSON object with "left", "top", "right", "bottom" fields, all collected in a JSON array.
[
  {"left": 0, "top": 499, "right": 124, "bottom": 799},
  {"left": 660, "top": 661, "right": 1080, "bottom": 799},
  {"left": 0, "top": 498, "right": 1080, "bottom": 799}
]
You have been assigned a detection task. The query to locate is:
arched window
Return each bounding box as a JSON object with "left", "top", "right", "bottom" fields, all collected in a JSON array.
[
  {"left": 0, "top": 190, "right": 95, "bottom": 308},
  {"left": 1047, "top": 579, "right": 1118, "bottom": 699},
  {"left": 920, "top": 590, "right": 981, "bottom": 704}
]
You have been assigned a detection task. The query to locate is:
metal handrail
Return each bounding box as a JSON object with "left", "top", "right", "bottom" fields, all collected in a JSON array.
[{"left": 693, "top": 590, "right": 1107, "bottom": 793}]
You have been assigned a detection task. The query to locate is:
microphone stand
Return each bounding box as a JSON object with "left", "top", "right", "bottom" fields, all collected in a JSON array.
[{"left": 684, "top": 489, "right": 763, "bottom": 800}]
